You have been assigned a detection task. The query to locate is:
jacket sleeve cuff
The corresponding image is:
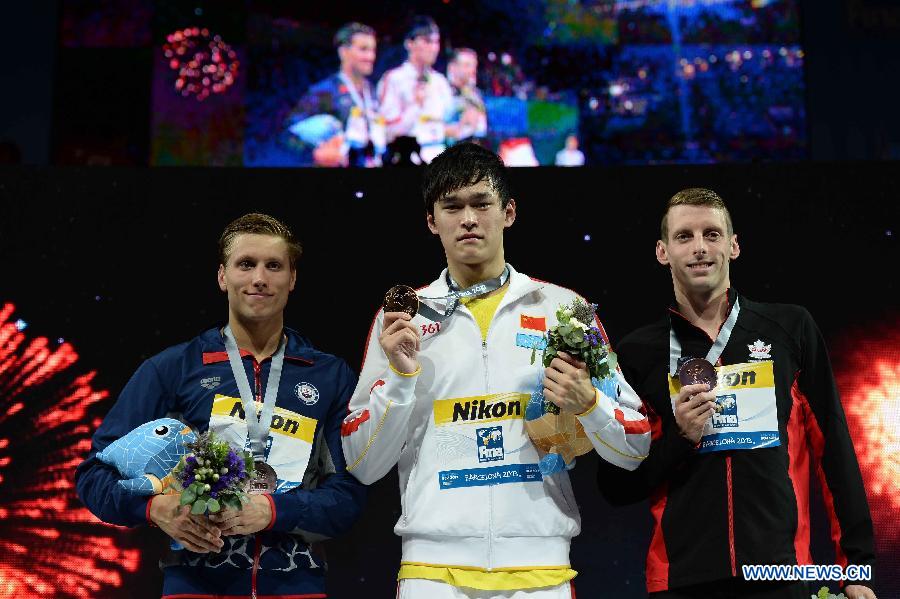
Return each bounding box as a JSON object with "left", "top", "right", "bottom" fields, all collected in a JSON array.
[
  {"left": 146, "top": 495, "right": 158, "bottom": 527},
  {"left": 576, "top": 388, "right": 615, "bottom": 432},
  {"left": 130, "top": 494, "right": 151, "bottom": 527},
  {"left": 662, "top": 420, "right": 699, "bottom": 457},
  {"left": 388, "top": 362, "right": 421, "bottom": 377},
  {"left": 263, "top": 494, "right": 276, "bottom": 531},
  {"left": 383, "top": 365, "right": 420, "bottom": 404}
]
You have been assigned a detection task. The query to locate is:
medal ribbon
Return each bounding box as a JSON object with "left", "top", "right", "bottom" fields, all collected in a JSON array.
[
  {"left": 223, "top": 325, "right": 285, "bottom": 460},
  {"left": 669, "top": 297, "right": 741, "bottom": 377},
  {"left": 416, "top": 265, "right": 510, "bottom": 322},
  {"left": 338, "top": 72, "right": 374, "bottom": 134}
]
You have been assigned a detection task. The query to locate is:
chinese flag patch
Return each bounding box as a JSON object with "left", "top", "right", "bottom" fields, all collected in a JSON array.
[{"left": 520, "top": 314, "right": 546, "bottom": 332}]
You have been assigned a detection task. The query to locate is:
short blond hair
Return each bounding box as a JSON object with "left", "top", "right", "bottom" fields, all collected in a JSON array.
[
  {"left": 661, "top": 188, "right": 733, "bottom": 241},
  {"left": 218, "top": 213, "right": 302, "bottom": 269}
]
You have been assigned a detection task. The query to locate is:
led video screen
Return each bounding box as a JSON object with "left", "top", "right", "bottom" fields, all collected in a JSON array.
[{"left": 60, "top": 0, "right": 806, "bottom": 167}]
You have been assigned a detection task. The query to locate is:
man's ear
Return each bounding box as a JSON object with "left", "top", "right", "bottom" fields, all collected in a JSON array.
[
  {"left": 503, "top": 199, "right": 517, "bottom": 229},
  {"left": 426, "top": 212, "right": 438, "bottom": 235},
  {"left": 730, "top": 233, "right": 740, "bottom": 260},
  {"left": 217, "top": 264, "right": 227, "bottom": 291},
  {"left": 656, "top": 240, "right": 670, "bottom": 266},
  {"left": 289, "top": 268, "right": 297, "bottom": 292}
]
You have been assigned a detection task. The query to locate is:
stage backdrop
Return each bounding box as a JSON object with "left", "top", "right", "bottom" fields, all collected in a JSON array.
[
  {"left": 0, "top": 163, "right": 897, "bottom": 598},
  {"left": 54, "top": 0, "right": 806, "bottom": 166}
]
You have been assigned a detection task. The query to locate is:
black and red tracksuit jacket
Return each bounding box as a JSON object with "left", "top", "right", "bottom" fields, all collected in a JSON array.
[{"left": 597, "top": 290, "right": 875, "bottom": 593}]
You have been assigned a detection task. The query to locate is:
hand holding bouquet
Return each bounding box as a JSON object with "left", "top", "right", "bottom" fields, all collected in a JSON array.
[
  {"left": 531, "top": 297, "right": 617, "bottom": 391},
  {"left": 171, "top": 431, "right": 255, "bottom": 515},
  {"left": 525, "top": 298, "right": 618, "bottom": 475}
]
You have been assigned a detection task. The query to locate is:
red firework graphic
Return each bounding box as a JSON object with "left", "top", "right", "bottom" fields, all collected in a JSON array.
[
  {"left": 163, "top": 27, "right": 239, "bottom": 101},
  {"left": 834, "top": 318, "right": 900, "bottom": 552},
  {"left": 0, "top": 303, "right": 140, "bottom": 597}
]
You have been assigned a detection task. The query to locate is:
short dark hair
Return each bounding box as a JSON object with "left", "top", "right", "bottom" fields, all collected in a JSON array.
[
  {"left": 219, "top": 213, "right": 302, "bottom": 270},
  {"left": 661, "top": 188, "right": 733, "bottom": 241},
  {"left": 450, "top": 47, "right": 477, "bottom": 63},
  {"left": 334, "top": 22, "right": 375, "bottom": 49},
  {"left": 422, "top": 142, "right": 511, "bottom": 215},
  {"left": 405, "top": 15, "right": 439, "bottom": 41}
]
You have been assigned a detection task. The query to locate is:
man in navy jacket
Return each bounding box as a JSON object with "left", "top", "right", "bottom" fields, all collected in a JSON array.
[{"left": 76, "top": 213, "right": 366, "bottom": 598}]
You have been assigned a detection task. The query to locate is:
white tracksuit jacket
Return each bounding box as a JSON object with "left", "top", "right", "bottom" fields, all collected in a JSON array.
[{"left": 341, "top": 265, "right": 650, "bottom": 572}]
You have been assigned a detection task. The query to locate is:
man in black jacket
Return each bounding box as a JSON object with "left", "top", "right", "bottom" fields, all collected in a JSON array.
[{"left": 598, "top": 188, "right": 876, "bottom": 599}]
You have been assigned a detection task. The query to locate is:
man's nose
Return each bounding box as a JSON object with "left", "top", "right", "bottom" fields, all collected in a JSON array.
[
  {"left": 461, "top": 206, "right": 478, "bottom": 228},
  {"left": 252, "top": 266, "right": 269, "bottom": 286},
  {"left": 692, "top": 237, "right": 708, "bottom": 255}
]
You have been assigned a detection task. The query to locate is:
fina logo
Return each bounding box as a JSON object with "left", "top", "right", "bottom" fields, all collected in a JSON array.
[
  {"left": 294, "top": 382, "right": 320, "bottom": 406},
  {"left": 712, "top": 394, "right": 738, "bottom": 428},
  {"left": 476, "top": 426, "right": 504, "bottom": 463}
]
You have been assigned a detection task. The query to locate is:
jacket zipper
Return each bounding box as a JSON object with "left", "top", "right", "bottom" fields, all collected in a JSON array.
[
  {"left": 251, "top": 535, "right": 262, "bottom": 599},
  {"left": 726, "top": 454, "right": 736, "bottom": 576},
  {"left": 483, "top": 338, "right": 493, "bottom": 569},
  {"left": 251, "top": 358, "right": 263, "bottom": 598}
]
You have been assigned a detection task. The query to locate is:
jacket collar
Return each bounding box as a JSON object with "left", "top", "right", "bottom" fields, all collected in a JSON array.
[
  {"left": 199, "top": 326, "right": 314, "bottom": 365},
  {"left": 401, "top": 61, "right": 433, "bottom": 79},
  {"left": 418, "top": 264, "right": 544, "bottom": 312},
  {"left": 668, "top": 288, "right": 739, "bottom": 342}
]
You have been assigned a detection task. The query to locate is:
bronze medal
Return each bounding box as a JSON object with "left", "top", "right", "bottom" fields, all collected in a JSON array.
[
  {"left": 677, "top": 357, "right": 718, "bottom": 389},
  {"left": 383, "top": 285, "right": 419, "bottom": 317},
  {"left": 249, "top": 461, "right": 277, "bottom": 494}
]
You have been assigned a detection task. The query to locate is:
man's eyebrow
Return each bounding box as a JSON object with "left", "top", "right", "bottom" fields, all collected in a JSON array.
[
  {"left": 438, "top": 191, "right": 492, "bottom": 204},
  {"left": 233, "top": 254, "right": 284, "bottom": 263}
]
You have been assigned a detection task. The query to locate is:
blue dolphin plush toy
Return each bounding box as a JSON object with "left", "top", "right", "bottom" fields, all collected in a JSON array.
[{"left": 96, "top": 418, "right": 196, "bottom": 495}]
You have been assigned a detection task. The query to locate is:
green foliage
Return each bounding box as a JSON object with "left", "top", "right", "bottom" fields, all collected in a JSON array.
[
  {"left": 813, "top": 587, "right": 847, "bottom": 599},
  {"left": 191, "top": 498, "right": 208, "bottom": 515},
  {"left": 171, "top": 430, "right": 254, "bottom": 517},
  {"left": 538, "top": 298, "right": 617, "bottom": 381},
  {"left": 223, "top": 495, "right": 243, "bottom": 512},
  {"left": 180, "top": 483, "right": 197, "bottom": 506}
]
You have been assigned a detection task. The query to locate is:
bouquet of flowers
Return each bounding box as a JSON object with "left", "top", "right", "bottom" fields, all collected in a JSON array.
[
  {"left": 171, "top": 431, "right": 254, "bottom": 515},
  {"left": 531, "top": 298, "right": 618, "bottom": 407},
  {"left": 812, "top": 588, "right": 847, "bottom": 599},
  {"left": 526, "top": 298, "right": 619, "bottom": 475}
]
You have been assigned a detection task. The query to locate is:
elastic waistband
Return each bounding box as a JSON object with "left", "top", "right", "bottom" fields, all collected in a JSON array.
[{"left": 402, "top": 534, "right": 570, "bottom": 571}]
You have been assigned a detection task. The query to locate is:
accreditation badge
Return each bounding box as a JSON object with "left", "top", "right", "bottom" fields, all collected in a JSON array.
[
  {"left": 209, "top": 394, "right": 318, "bottom": 493},
  {"left": 669, "top": 361, "right": 780, "bottom": 454},
  {"left": 345, "top": 106, "right": 368, "bottom": 148},
  {"left": 370, "top": 115, "right": 387, "bottom": 155}
]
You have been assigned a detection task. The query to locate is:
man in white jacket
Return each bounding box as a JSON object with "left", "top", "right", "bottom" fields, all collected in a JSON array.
[
  {"left": 342, "top": 142, "right": 650, "bottom": 598},
  {"left": 377, "top": 15, "right": 453, "bottom": 164}
]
